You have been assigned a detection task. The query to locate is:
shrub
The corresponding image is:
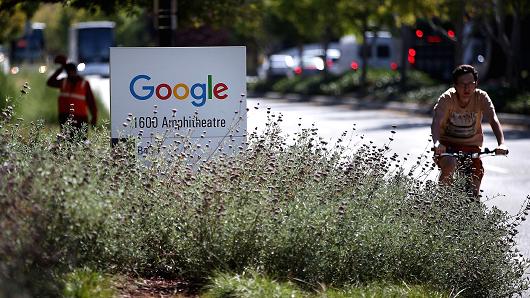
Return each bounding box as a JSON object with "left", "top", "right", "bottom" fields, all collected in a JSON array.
[
  {"left": 0, "top": 69, "right": 109, "bottom": 126},
  {"left": 271, "top": 76, "right": 305, "bottom": 93},
  {"left": 292, "top": 74, "right": 337, "bottom": 95},
  {"left": 63, "top": 268, "right": 115, "bottom": 298},
  {"left": 203, "top": 272, "right": 449, "bottom": 298},
  {"left": 321, "top": 70, "right": 361, "bottom": 96},
  {"left": 401, "top": 85, "right": 448, "bottom": 105},
  {"left": 0, "top": 72, "right": 17, "bottom": 110},
  {"left": 1, "top": 89, "right": 529, "bottom": 297},
  {"left": 504, "top": 93, "right": 530, "bottom": 115}
]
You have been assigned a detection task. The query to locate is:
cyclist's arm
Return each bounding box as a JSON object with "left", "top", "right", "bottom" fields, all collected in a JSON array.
[
  {"left": 489, "top": 113, "right": 507, "bottom": 152},
  {"left": 431, "top": 98, "right": 447, "bottom": 155},
  {"left": 483, "top": 92, "right": 508, "bottom": 153}
]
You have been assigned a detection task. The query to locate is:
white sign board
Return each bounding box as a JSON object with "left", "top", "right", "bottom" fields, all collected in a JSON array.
[{"left": 110, "top": 47, "right": 246, "bottom": 157}]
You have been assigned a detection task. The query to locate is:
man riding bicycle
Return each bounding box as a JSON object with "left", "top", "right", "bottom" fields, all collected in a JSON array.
[{"left": 431, "top": 64, "right": 508, "bottom": 197}]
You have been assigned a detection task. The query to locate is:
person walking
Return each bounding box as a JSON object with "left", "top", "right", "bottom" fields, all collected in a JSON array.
[
  {"left": 431, "top": 64, "right": 508, "bottom": 197},
  {"left": 47, "top": 55, "right": 97, "bottom": 136}
]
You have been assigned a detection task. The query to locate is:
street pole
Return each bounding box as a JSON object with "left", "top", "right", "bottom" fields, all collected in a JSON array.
[{"left": 155, "top": 0, "right": 177, "bottom": 46}]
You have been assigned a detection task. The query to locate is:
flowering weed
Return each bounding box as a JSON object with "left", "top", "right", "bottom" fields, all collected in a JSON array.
[{"left": 1, "top": 90, "right": 529, "bottom": 297}]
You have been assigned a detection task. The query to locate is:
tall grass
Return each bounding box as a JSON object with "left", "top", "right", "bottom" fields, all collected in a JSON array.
[
  {"left": 203, "top": 271, "right": 449, "bottom": 298},
  {"left": 1, "top": 86, "right": 529, "bottom": 297},
  {"left": 0, "top": 69, "right": 109, "bottom": 126}
]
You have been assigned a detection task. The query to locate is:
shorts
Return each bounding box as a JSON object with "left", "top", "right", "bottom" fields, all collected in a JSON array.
[{"left": 436, "top": 143, "right": 484, "bottom": 180}]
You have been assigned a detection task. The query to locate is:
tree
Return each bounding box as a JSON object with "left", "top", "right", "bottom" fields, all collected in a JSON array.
[
  {"left": 1, "top": 0, "right": 252, "bottom": 46},
  {"left": 266, "top": 0, "right": 320, "bottom": 73},
  {"left": 470, "top": 0, "right": 530, "bottom": 88},
  {"left": 0, "top": 1, "right": 41, "bottom": 43},
  {"left": 339, "top": 0, "right": 399, "bottom": 89}
]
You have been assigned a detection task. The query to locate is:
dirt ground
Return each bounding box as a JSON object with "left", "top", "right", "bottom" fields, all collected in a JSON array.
[{"left": 114, "top": 276, "right": 201, "bottom": 298}]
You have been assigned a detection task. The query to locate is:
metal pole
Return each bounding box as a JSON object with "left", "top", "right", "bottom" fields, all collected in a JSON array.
[{"left": 156, "top": 0, "right": 177, "bottom": 46}]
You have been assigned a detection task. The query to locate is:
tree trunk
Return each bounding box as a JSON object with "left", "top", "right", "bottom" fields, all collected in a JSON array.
[
  {"left": 156, "top": 0, "right": 177, "bottom": 46},
  {"left": 321, "top": 26, "right": 332, "bottom": 76},
  {"left": 453, "top": 0, "right": 465, "bottom": 65},
  {"left": 360, "top": 20, "right": 369, "bottom": 90},
  {"left": 508, "top": 10, "right": 522, "bottom": 89},
  {"left": 399, "top": 24, "right": 411, "bottom": 92}
]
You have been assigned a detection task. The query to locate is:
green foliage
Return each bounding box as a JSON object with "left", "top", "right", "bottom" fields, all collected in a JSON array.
[
  {"left": 292, "top": 74, "right": 338, "bottom": 95},
  {"left": 0, "top": 71, "right": 17, "bottom": 109},
  {"left": 270, "top": 69, "right": 403, "bottom": 96},
  {"left": 320, "top": 71, "right": 361, "bottom": 96},
  {"left": 204, "top": 272, "right": 451, "bottom": 297},
  {"left": 63, "top": 268, "right": 115, "bottom": 298},
  {"left": 0, "top": 5, "right": 27, "bottom": 43},
  {"left": 271, "top": 76, "right": 305, "bottom": 93},
  {"left": 1, "top": 89, "right": 530, "bottom": 297},
  {"left": 1, "top": 69, "right": 109, "bottom": 125},
  {"left": 203, "top": 271, "right": 305, "bottom": 298},
  {"left": 8, "top": 69, "right": 59, "bottom": 124},
  {"left": 504, "top": 93, "right": 530, "bottom": 115},
  {"left": 481, "top": 84, "right": 520, "bottom": 112},
  {"left": 401, "top": 85, "right": 448, "bottom": 104}
]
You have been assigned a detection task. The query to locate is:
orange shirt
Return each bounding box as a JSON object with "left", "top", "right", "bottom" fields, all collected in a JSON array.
[{"left": 433, "top": 88, "right": 495, "bottom": 147}]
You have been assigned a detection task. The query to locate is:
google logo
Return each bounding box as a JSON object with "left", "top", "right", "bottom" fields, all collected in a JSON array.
[{"left": 129, "top": 74, "right": 229, "bottom": 107}]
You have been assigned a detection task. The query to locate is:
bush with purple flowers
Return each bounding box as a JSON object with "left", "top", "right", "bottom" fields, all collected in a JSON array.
[{"left": 1, "top": 86, "right": 529, "bottom": 297}]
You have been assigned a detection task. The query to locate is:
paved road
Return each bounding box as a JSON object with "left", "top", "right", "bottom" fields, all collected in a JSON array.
[
  {"left": 246, "top": 97, "right": 530, "bottom": 259},
  {"left": 88, "top": 76, "right": 110, "bottom": 112},
  {"left": 89, "top": 77, "right": 530, "bottom": 260}
]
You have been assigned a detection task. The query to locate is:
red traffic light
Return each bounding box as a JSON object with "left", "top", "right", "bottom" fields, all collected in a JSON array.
[{"left": 415, "top": 30, "right": 424, "bottom": 38}]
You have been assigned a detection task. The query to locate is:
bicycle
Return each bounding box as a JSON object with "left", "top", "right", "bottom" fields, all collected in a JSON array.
[{"left": 433, "top": 147, "right": 509, "bottom": 199}]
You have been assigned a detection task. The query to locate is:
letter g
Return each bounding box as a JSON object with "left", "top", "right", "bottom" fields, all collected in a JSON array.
[{"left": 130, "top": 74, "right": 154, "bottom": 100}]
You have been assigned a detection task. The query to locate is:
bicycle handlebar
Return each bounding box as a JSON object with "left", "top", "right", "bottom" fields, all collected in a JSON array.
[{"left": 432, "top": 147, "right": 509, "bottom": 158}]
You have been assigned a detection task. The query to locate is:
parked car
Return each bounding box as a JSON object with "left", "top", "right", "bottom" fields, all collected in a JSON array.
[
  {"left": 258, "top": 52, "right": 296, "bottom": 80},
  {"left": 259, "top": 44, "right": 340, "bottom": 79},
  {"left": 8, "top": 22, "right": 49, "bottom": 75},
  {"left": 335, "top": 31, "right": 401, "bottom": 74},
  {"left": 0, "top": 46, "right": 9, "bottom": 74},
  {"left": 292, "top": 45, "right": 341, "bottom": 76},
  {"left": 258, "top": 32, "right": 400, "bottom": 80}
]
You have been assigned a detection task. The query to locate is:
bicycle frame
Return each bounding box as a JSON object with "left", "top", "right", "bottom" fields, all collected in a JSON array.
[{"left": 435, "top": 148, "right": 508, "bottom": 198}]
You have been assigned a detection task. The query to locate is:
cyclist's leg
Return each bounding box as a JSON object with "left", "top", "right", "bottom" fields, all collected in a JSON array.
[
  {"left": 470, "top": 158, "right": 484, "bottom": 198},
  {"left": 436, "top": 155, "right": 457, "bottom": 185}
]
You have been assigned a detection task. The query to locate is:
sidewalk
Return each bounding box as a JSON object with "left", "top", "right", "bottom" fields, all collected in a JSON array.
[{"left": 257, "top": 92, "right": 530, "bottom": 128}]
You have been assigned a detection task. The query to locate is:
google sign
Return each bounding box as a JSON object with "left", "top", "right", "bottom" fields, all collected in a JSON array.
[
  {"left": 129, "top": 74, "right": 228, "bottom": 107},
  {"left": 110, "top": 47, "right": 247, "bottom": 157}
]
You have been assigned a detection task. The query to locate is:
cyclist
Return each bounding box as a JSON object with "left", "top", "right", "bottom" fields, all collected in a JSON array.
[{"left": 431, "top": 64, "right": 508, "bottom": 197}]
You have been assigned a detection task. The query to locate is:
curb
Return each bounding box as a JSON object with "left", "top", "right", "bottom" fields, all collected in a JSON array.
[{"left": 253, "top": 92, "right": 530, "bottom": 128}]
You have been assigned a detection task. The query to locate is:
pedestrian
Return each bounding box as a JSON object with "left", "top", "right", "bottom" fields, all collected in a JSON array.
[
  {"left": 431, "top": 64, "right": 508, "bottom": 197},
  {"left": 47, "top": 55, "right": 97, "bottom": 138}
]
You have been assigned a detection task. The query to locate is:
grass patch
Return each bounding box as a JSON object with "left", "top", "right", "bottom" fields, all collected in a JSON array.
[
  {"left": 1, "top": 85, "right": 530, "bottom": 297},
  {"left": 1, "top": 69, "right": 109, "bottom": 126},
  {"left": 203, "top": 272, "right": 449, "bottom": 297},
  {"left": 63, "top": 268, "right": 115, "bottom": 298}
]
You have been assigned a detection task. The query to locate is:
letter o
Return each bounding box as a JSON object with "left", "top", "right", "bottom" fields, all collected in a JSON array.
[
  {"left": 173, "top": 83, "right": 189, "bottom": 100},
  {"left": 156, "top": 83, "right": 172, "bottom": 100}
]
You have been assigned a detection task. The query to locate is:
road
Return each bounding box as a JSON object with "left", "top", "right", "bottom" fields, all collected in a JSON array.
[
  {"left": 90, "top": 77, "right": 530, "bottom": 260},
  {"left": 246, "top": 97, "right": 530, "bottom": 260}
]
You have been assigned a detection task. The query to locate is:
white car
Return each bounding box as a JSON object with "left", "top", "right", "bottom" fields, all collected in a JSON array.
[
  {"left": 258, "top": 53, "right": 296, "bottom": 80},
  {"left": 335, "top": 31, "right": 401, "bottom": 74},
  {"left": 0, "top": 46, "right": 9, "bottom": 74}
]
